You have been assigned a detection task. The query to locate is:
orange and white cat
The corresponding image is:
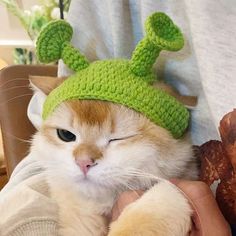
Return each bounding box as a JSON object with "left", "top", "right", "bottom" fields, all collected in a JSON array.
[{"left": 27, "top": 76, "right": 198, "bottom": 235}]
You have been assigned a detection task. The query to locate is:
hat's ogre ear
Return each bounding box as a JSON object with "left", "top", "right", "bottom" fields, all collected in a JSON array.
[
  {"left": 36, "top": 20, "right": 89, "bottom": 72},
  {"left": 130, "top": 12, "right": 184, "bottom": 78},
  {"left": 29, "top": 76, "right": 66, "bottom": 95}
]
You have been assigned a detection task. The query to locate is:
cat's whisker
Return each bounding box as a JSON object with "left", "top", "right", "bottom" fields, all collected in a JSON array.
[
  {"left": 124, "top": 168, "right": 160, "bottom": 178},
  {"left": 113, "top": 178, "right": 136, "bottom": 192},
  {"left": 0, "top": 85, "right": 31, "bottom": 93},
  {"left": 0, "top": 78, "right": 29, "bottom": 88},
  {"left": 103, "top": 171, "right": 145, "bottom": 193},
  {"left": 126, "top": 172, "right": 160, "bottom": 182},
  {"left": 95, "top": 170, "right": 136, "bottom": 192},
  {"left": 122, "top": 168, "right": 168, "bottom": 184},
  {"left": 1, "top": 130, "right": 32, "bottom": 143},
  {"left": 0, "top": 94, "right": 32, "bottom": 105},
  {"left": 98, "top": 169, "right": 157, "bottom": 189}
]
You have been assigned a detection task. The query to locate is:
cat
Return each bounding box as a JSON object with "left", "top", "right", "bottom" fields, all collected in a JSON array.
[{"left": 27, "top": 75, "right": 199, "bottom": 236}]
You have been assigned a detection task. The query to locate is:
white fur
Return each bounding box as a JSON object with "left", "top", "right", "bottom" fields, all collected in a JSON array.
[
  {"left": 109, "top": 181, "right": 192, "bottom": 236},
  {"left": 27, "top": 91, "right": 46, "bottom": 129},
  {"left": 26, "top": 99, "right": 198, "bottom": 235}
]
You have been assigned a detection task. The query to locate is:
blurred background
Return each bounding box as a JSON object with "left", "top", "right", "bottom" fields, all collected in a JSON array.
[
  {"left": 0, "top": 0, "right": 71, "bottom": 188},
  {"left": 0, "top": 0, "right": 71, "bottom": 67}
]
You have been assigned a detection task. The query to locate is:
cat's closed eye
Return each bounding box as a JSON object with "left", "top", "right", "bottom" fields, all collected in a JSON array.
[
  {"left": 108, "top": 138, "right": 124, "bottom": 143},
  {"left": 108, "top": 134, "right": 138, "bottom": 144},
  {"left": 57, "top": 129, "right": 76, "bottom": 142}
]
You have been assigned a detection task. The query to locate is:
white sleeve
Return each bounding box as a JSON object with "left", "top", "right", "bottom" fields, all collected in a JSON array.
[
  {"left": 0, "top": 175, "right": 58, "bottom": 236},
  {"left": 1, "top": 155, "right": 45, "bottom": 194}
]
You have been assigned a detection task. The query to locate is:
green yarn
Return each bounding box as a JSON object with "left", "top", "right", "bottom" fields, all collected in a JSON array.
[
  {"left": 130, "top": 12, "right": 184, "bottom": 76},
  {"left": 36, "top": 20, "right": 89, "bottom": 72},
  {"left": 43, "top": 60, "right": 189, "bottom": 138},
  {"left": 61, "top": 43, "right": 89, "bottom": 72},
  {"left": 130, "top": 38, "right": 161, "bottom": 77},
  {"left": 146, "top": 12, "right": 184, "bottom": 51},
  {"left": 36, "top": 20, "right": 72, "bottom": 63},
  {"left": 36, "top": 12, "right": 189, "bottom": 139}
]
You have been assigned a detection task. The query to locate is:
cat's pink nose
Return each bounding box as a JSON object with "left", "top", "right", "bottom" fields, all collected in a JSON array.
[{"left": 76, "top": 159, "right": 94, "bottom": 175}]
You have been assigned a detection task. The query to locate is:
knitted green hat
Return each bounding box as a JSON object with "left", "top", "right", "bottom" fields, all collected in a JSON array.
[{"left": 36, "top": 12, "right": 189, "bottom": 139}]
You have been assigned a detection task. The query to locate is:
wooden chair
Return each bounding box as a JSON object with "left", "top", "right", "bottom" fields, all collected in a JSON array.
[{"left": 0, "top": 65, "right": 57, "bottom": 180}]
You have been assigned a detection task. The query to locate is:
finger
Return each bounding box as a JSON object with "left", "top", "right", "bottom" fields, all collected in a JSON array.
[
  {"left": 171, "top": 179, "right": 231, "bottom": 236},
  {"left": 111, "top": 190, "right": 144, "bottom": 221}
]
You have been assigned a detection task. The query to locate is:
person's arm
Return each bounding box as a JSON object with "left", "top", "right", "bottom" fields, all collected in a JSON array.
[
  {"left": 0, "top": 173, "right": 58, "bottom": 236},
  {"left": 171, "top": 180, "right": 231, "bottom": 236},
  {"left": 111, "top": 180, "right": 231, "bottom": 236}
]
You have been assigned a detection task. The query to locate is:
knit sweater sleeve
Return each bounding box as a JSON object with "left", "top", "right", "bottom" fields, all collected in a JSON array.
[{"left": 0, "top": 174, "right": 59, "bottom": 236}]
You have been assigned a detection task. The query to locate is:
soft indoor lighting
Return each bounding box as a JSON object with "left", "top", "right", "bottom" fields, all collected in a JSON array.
[{"left": 0, "top": 58, "right": 7, "bottom": 70}]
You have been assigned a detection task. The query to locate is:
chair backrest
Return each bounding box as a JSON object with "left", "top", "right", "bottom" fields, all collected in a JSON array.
[{"left": 0, "top": 65, "right": 57, "bottom": 177}]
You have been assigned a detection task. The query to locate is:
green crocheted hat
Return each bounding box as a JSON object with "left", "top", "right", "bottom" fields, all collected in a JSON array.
[{"left": 36, "top": 12, "right": 189, "bottom": 138}]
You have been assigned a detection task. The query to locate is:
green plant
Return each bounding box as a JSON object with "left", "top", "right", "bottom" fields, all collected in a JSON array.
[
  {"left": 0, "top": 0, "right": 71, "bottom": 40},
  {"left": 14, "top": 48, "right": 33, "bottom": 64},
  {"left": 0, "top": 0, "right": 71, "bottom": 64}
]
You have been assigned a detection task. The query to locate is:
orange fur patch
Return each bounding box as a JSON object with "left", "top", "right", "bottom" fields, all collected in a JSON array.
[
  {"left": 41, "top": 125, "right": 62, "bottom": 146},
  {"left": 67, "top": 100, "right": 111, "bottom": 127},
  {"left": 30, "top": 76, "right": 66, "bottom": 95},
  {"left": 73, "top": 143, "right": 103, "bottom": 161}
]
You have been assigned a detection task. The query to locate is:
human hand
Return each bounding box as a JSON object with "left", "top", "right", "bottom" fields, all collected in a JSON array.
[
  {"left": 171, "top": 179, "right": 231, "bottom": 236},
  {"left": 111, "top": 190, "right": 144, "bottom": 222},
  {"left": 111, "top": 180, "right": 231, "bottom": 236}
]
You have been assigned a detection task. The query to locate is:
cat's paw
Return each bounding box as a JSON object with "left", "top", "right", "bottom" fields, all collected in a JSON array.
[{"left": 108, "top": 181, "right": 192, "bottom": 236}]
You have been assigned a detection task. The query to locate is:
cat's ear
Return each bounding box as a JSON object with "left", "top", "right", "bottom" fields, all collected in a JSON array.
[
  {"left": 153, "top": 82, "right": 197, "bottom": 109},
  {"left": 28, "top": 76, "right": 66, "bottom": 129},
  {"left": 29, "top": 76, "right": 66, "bottom": 95}
]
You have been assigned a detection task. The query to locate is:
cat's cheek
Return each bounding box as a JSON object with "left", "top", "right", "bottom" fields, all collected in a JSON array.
[
  {"left": 32, "top": 133, "right": 82, "bottom": 176},
  {"left": 104, "top": 142, "right": 156, "bottom": 169}
]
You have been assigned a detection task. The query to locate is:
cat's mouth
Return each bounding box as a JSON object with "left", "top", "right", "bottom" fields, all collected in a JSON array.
[
  {"left": 75, "top": 165, "right": 99, "bottom": 182},
  {"left": 75, "top": 174, "right": 94, "bottom": 185}
]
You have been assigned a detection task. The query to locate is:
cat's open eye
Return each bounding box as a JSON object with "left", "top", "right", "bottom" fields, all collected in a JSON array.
[{"left": 57, "top": 129, "right": 76, "bottom": 142}]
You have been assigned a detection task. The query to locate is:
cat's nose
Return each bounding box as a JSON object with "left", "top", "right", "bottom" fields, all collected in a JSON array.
[{"left": 76, "top": 159, "right": 95, "bottom": 175}]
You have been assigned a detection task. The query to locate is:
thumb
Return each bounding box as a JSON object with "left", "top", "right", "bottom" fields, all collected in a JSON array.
[{"left": 111, "top": 190, "right": 144, "bottom": 222}]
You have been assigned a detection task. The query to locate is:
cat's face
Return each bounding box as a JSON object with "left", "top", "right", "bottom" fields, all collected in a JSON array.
[{"left": 29, "top": 77, "right": 196, "bottom": 200}]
